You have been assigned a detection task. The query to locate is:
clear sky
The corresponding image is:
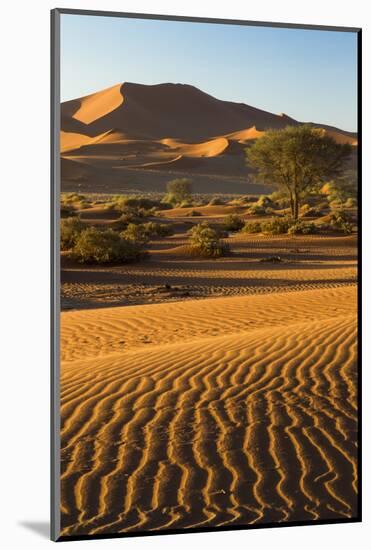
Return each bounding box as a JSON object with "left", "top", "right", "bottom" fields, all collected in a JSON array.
[{"left": 60, "top": 14, "right": 358, "bottom": 132}]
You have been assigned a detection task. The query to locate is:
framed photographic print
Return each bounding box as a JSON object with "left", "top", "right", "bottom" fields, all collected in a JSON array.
[{"left": 51, "top": 8, "right": 361, "bottom": 542}]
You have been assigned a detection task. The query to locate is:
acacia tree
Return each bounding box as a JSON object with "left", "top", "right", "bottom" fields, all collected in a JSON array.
[
  {"left": 164, "top": 178, "right": 192, "bottom": 206},
  {"left": 246, "top": 125, "right": 352, "bottom": 219}
]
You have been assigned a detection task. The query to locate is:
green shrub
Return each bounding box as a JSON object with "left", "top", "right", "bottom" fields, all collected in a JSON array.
[
  {"left": 61, "top": 192, "right": 86, "bottom": 204},
  {"left": 248, "top": 204, "right": 267, "bottom": 215},
  {"left": 257, "top": 195, "right": 274, "bottom": 207},
  {"left": 142, "top": 221, "right": 175, "bottom": 238},
  {"left": 73, "top": 228, "right": 144, "bottom": 263},
  {"left": 154, "top": 223, "right": 175, "bottom": 237},
  {"left": 329, "top": 210, "right": 354, "bottom": 234},
  {"left": 60, "top": 206, "right": 76, "bottom": 218},
  {"left": 188, "top": 222, "right": 229, "bottom": 258},
  {"left": 300, "top": 204, "right": 322, "bottom": 218},
  {"left": 261, "top": 218, "right": 291, "bottom": 235},
  {"left": 163, "top": 178, "right": 192, "bottom": 206},
  {"left": 242, "top": 221, "right": 262, "bottom": 233},
  {"left": 344, "top": 197, "right": 357, "bottom": 208},
  {"left": 121, "top": 223, "right": 150, "bottom": 244},
  {"left": 222, "top": 214, "right": 245, "bottom": 231},
  {"left": 287, "top": 221, "right": 317, "bottom": 235},
  {"left": 60, "top": 217, "right": 84, "bottom": 250}
]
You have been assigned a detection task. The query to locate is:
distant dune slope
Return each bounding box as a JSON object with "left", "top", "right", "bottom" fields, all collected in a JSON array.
[
  {"left": 60, "top": 286, "right": 358, "bottom": 536},
  {"left": 60, "top": 82, "right": 357, "bottom": 191}
]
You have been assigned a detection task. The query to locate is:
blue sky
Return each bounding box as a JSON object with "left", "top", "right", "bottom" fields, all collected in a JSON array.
[{"left": 61, "top": 14, "right": 358, "bottom": 131}]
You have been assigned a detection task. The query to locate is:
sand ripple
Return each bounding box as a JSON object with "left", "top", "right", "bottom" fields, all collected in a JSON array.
[{"left": 60, "top": 286, "right": 358, "bottom": 536}]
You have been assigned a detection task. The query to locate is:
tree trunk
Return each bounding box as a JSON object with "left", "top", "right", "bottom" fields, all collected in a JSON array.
[
  {"left": 289, "top": 192, "right": 294, "bottom": 219},
  {"left": 293, "top": 191, "right": 299, "bottom": 220}
]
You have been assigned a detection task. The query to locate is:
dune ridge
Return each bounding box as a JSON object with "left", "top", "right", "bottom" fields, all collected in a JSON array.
[{"left": 60, "top": 285, "right": 358, "bottom": 535}]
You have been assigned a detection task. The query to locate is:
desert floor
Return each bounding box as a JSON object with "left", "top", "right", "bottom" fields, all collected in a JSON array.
[{"left": 60, "top": 207, "right": 358, "bottom": 536}]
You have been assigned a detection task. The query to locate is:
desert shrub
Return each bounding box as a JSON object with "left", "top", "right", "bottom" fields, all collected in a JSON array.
[
  {"left": 257, "top": 195, "right": 274, "bottom": 208},
  {"left": 113, "top": 210, "right": 145, "bottom": 230},
  {"left": 328, "top": 199, "right": 343, "bottom": 209},
  {"left": 151, "top": 222, "right": 174, "bottom": 237},
  {"left": 261, "top": 218, "right": 291, "bottom": 235},
  {"left": 188, "top": 222, "right": 229, "bottom": 258},
  {"left": 269, "top": 190, "right": 287, "bottom": 202},
  {"left": 287, "top": 221, "right": 317, "bottom": 235},
  {"left": 300, "top": 204, "right": 323, "bottom": 218},
  {"left": 301, "top": 203, "right": 311, "bottom": 214},
  {"left": 61, "top": 206, "right": 76, "bottom": 218},
  {"left": 329, "top": 210, "right": 354, "bottom": 234},
  {"left": 186, "top": 210, "right": 202, "bottom": 217},
  {"left": 124, "top": 197, "right": 164, "bottom": 210},
  {"left": 61, "top": 192, "right": 86, "bottom": 204},
  {"left": 163, "top": 178, "right": 192, "bottom": 206},
  {"left": 121, "top": 223, "right": 151, "bottom": 245},
  {"left": 222, "top": 214, "right": 245, "bottom": 231},
  {"left": 73, "top": 228, "right": 144, "bottom": 264},
  {"left": 344, "top": 197, "right": 357, "bottom": 208},
  {"left": 60, "top": 217, "right": 84, "bottom": 250},
  {"left": 242, "top": 221, "right": 262, "bottom": 233},
  {"left": 321, "top": 174, "right": 357, "bottom": 204},
  {"left": 265, "top": 207, "right": 276, "bottom": 215},
  {"left": 248, "top": 204, "right": 267, "bottom": 215},
  {"left": 141, "top": 221, "right": 175, "bottom": 238}
]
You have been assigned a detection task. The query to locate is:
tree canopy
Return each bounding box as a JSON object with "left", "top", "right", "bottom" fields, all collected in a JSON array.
[
  {"left": 164, "top": 178, "right": 192, "bottom": 206},
  {"left": 246, "top": 125, "right": 352, "bottom": 219}
]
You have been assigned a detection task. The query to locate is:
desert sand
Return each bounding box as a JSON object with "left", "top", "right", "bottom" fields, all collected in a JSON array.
[{"left": 60, "top": 285, "right": 357, "bottom": 536}]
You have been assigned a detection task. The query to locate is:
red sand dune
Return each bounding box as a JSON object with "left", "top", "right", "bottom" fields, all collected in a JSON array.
[{"left": 60, "top": 82, "right": 357, "bottom": 190}]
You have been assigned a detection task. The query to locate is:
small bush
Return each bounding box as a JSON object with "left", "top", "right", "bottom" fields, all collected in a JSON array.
[
  {"left": 261, "top": 218, "right": 291, "bottom": 235},
  {"left": 149, "top": 222, "right": 174, "bottom": 237},
  {"left": 164, "top": 178, "right": 192, "bottom": 206},
  {"left": 61, "top": 192, "right": 86, "bottom": 204},
  {"left": 111, "top": 195, "right": 164, "bottom": 212},
  {"left": 257, "top": 195, "right": 274, "bottom": 208},
  {"left": 344, "top": 197, "right": 357, "bottom": 208},
  {"left": 73, "top": 228, "right": 144, "bottom": 264},
  {"left": 300, "top": 205, "right": 323, "bottom": 218},
  {"left": 60, "top": 217, "right": 84, "bottom": 250},
  {"left": 242, "top": 221, "right": 262, "bottom": 234},
  {"left": 288, "top": 221, "right": 317, "bottom": 235},
  {"left": 121, "top": 223, "right": 150, "bottom": 244},
  {"left": 222, "top": 214, "right": 245, "bottom": 231},
  {"left": 188, "top": 222, "right": 229, "bottom": 258},
  {"left": 248, "top": 204, "right": 267, "bottom": 216},
  {"left": 329, "top": 210, "right": 354, "bottom": 234},
  {"left": 61, "top": 206, "right": 76, "bottom": 218}
]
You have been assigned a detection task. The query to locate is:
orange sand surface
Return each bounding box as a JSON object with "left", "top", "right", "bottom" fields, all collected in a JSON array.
[{"left": 60, "top": 285, "right": 358, "bottom": 536}]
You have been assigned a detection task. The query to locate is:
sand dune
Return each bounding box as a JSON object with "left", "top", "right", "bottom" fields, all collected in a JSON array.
[
  {"left": 60, "top": 82, "right": 357, "bottom": 192},
  {"left": 60, "top": 286, "right": 358, "bottom": 535},
  {"left": 161, "top": 137, "right": 229, "bottom": 158},
  {"left": 67, "top": 83, "right": 124, "bottom": 125}
]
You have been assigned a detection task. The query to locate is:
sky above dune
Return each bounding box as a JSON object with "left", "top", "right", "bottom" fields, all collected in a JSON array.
[{"left": 60, "top": 13, "right": 358, "bottom": 132}]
